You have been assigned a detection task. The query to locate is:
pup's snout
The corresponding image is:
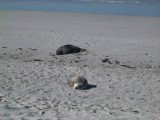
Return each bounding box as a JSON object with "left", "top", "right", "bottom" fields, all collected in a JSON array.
[{"left": 74, "top": 83, "right": 83, "bottom": 90}]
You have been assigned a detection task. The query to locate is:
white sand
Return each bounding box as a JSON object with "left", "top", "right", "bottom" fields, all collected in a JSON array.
[{"left": 0, "top": 10, "right": 160, "bottom": 120}]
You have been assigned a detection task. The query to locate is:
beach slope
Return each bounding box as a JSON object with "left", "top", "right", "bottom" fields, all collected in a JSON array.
[{"left": 0, "top": 10, "right": 160, "bottom": 120}]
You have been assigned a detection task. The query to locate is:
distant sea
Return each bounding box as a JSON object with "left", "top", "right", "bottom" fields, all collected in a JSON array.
[{"left": 0, "top": 0, "right": 160, "bottom": 17}]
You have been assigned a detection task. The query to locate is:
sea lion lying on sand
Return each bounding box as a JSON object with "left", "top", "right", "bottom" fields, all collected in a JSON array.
[
  {"left": 56, "top": 44, "right": 86, "bottom": 55},
  {"left": 68, "top": 76, "right": 89, "bottom": 90}
]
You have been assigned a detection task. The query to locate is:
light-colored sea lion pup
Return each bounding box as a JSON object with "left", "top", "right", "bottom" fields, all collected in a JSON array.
[{"left": 68, "top": 76, "right": 89, "bottom": 90}]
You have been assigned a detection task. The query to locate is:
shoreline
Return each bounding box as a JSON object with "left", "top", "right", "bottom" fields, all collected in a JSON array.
[{"left": 1, "top": 9, "right": 160, "bottom": 17}]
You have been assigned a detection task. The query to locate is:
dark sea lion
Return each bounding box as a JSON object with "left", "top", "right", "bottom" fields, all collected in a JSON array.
[{"left": 56, "top": 44, "right": 86, "bottom": 55}]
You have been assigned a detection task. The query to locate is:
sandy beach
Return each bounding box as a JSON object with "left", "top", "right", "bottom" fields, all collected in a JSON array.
[{"left": 0, "top": 10, "right": 160, "bottom": 120}]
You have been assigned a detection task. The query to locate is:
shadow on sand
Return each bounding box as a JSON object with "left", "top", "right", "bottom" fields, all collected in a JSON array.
[{"left": 83, "top": 84, "right": 97, "bottom": 90}]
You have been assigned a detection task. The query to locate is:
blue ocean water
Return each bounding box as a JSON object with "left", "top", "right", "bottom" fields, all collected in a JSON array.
[{"left": 0, "top": 0, "right": 160, "bottom": 16}]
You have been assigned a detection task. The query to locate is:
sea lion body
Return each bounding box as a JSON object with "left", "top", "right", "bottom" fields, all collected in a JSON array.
[
  {"left": 56, "top": 44, "right": 86, "bottom": 55},
  {"left": 68, "top": 76, "right": 88, "bottom": 90}
]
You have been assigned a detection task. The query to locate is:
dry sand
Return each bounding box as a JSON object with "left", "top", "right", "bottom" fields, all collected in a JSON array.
[{"left": 0, "top": 10, "right": 160, "bottom": 120}]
